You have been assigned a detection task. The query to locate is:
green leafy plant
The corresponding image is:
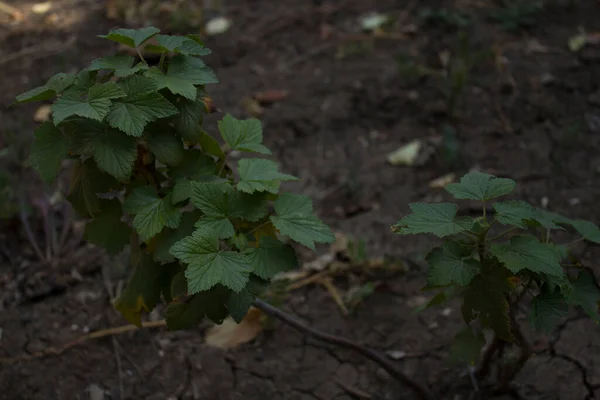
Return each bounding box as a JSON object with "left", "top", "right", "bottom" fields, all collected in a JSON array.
[
  {"left": 15, "top": 27, "right": 335, "bottom": 329},
  {"left": 489, "top": 1, "right": 543, "bottom": 31},
  {"left": 393, "top": 170, "right": 600, "bottom": 391}
]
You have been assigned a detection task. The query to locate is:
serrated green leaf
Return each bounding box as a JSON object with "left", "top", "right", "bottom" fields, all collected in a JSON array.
[
  {"left": 170, "top": 229, "right": 251, "bottom": 293},
  {"left": 106, "top": 83, "right": 178, "bottom": 137},
  {"left": 144, "top": 35, "right": 212, "bottom": 56},
  {"left": 530, "top": 289, "right": 568, "bottom": 333},
  {"left": 570, "top": 220, "right": 600, "bottom": 244},
  {"left": 218, "top": 113, "right": 271, "bottom": 154},
  {"left": 84, "top": 198, "right": 131, "bottom": 255},
  {"left": 154, "top": 210, "right": 202, "bottom": 263},
  {"left": 230, "top": 191, "right": 269, "bottom": 221},
  {"left": 425, "top": 241, "right": 481, "bottom": 286},
  {"left": 171, "top": 149, "right": 217, "bottom": 180},
  {"left": 114, "top": 253, "right": 163, "bottom": 326},
  {"left": 445, "top": 171, "right": 515, "bottom": 201},
  {"left": 190, "top": 181, "right": 234, "bottom": 238},
  {"left": 124, "top": 186, "right": 182, "bottom": 241},
  {"left": 230, "top": 233, "right": 249, "bottom": 251},
  {"left": 15, "top": 73, "right": 76, "bottom": 103},
  {"left": 72, "top": 120, "right": 138, "bottom": 181},
  {"left": 568, "top": 270, "right": 600, "bottom": 322},
  {"left": 145, "top": 127, "right": 184, "bottom": 166},
  {"left": 28, "top": 122, "right": 69, "bottom": 183},
  {"left": 52, "top": 82, "right": 126, "bottom": 124},
  {"left": 99, "top": 26, "right": 160, "bottom": 47},
  {"left": 270, "top": 193, "right": 335, "bottom": 250},
  {"left": 491, "top": 236, "right": 564, "bottom": 277},
  {"left": 393, "top": 203, "right": 474, "bottom": 238},
  {"left": 196, "top": 215, "right": 235, "bottom": 239},
  {"left": 72, "top": 69, "right": 97, "bottom": 91},
  {"left": 245, "top": 236, "right": 299, "bottom": 280},
  {"left": 172, "top": 179, "right": 192, "bottom": 204},
  {"left": 89, "top": 55, "right": 148, "bottom": 77},
  {"left": 172, "top": 91, "right": 205, "bottom": 140},
  {"left": 199, "top": 131, "right": 226, "bottom": 158},
  {"left": 450, "top": 327, "right": 485, "bottom": 365},
  {"left": 67, "top": 159, "right": 120, "bottom": 217},
  {"left": 227, "top": 276, "right": 266, "bottom": 323},
  {"left": 463, "top": 267, "right": 514, "bottom": 341},
  {"left": 494, "top": 200, "right": 561, "bottom": 229},
  {"left": 237, "top": 158, "right": 298, "bottom": 194},
  {"left": 145, "top": 55, "right": 218, "bottom": 99}
]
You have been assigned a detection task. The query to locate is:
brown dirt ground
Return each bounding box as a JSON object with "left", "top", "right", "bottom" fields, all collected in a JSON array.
[{"left": 1, "top": 0, "right": 600, "bottom": 399}]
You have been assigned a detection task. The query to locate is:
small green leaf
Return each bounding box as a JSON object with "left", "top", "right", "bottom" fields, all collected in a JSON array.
[
  {"left": 72, "top": 120, "right": 138, "bottom": 181},
  {"left": 89, "top": 55, "right": 148, "bottom": 77},
  {"left": 52, "top": 82, "right": 127, "bottom": 124},
  {"left": 246, "top": 236, "right": 299, "bottom": 280},
  {"left": 145, "top": 127, "right": 184, "bottom": 166},
  {"left": 99, "top": 26, "right": 160, "bottom": 48},
  {"left": 425, "top": 241, "right": 481, "bottom": 286},
  {"left": 114, "top": 253, "right": 163, "bottom": 326},
  {"left": 67, "top": 159, "right": 119, "bottom": 217},
  {"left": 227, "top": 276, "right": 266, "bottom": 322},
  {"left": 445, "top": 171, "right": 515, "bottom": 201},
  {"left": 170, "top": 229, "right": 251, "bottom": 293},
  {"left": 172, "top": 179, "right": 193, "bottom": 204},
  {"left": 270, "top": 193, "right": 335, "bottom": 250},
  {"left": 15, "top": 72, "right": 76, "bottom": 103},
  {"left": 84, "top": 199, "right": 131, "bottom": 255},
  {"left": 462, "top": 268, "right": 514, "bottom": 341},
  {"left": 154, "top": 211, "right": 202, "bottom": 263},
  {"left": 144, "top": 35, "right": 212, "bottom": 56},
  {"left": 28, "top": 122, "right": 69, "bottom": 183},
  {"left": 393, "top": 203, "right": 474, "bottom": 238},
  {"left": 230, "top": 191, "right": 269, "bottom": 222},
  {"left": 124, "top": 186, "right": 182, "bottom": 241},
  {"left": 170, "top": 149, "right": 217, "bottom": 180},
  {"left": 494, "top": 201, "right": 562, "bottom": 230},
  {"left": 570, "top": 220, "right": 600, "bottom": 244},
  {"left": 530, "top": 289, "right": 568, "bottom": 333},
  {"left": 568, "top": 270, "right": 600, "bottom": 322},
  {"left": 106, "top": 77, "right": 179, "bottom": 137},
  {"left": 199, "top": 131, "right": 226, "bottom": 159},
  {"left": 173, "top": 91, "right": 205, "bottom": 140},
  {"left": 449, "top": 327, "right": 485, "bottom": 365},
  {"left": 490, "top": 236, "right": 564, "bottom": 277},
  {"left": 190, "top": 181, "right": 235, "bottom": 238},
  {"left": 237, "top": 158, "right": 298, "bottom": 194},
  {"left": 145, "top": 55, "right": 218, "bottom": 99},
  {"left": 218, "top": 114, "right": 271, "bottom": 154}
]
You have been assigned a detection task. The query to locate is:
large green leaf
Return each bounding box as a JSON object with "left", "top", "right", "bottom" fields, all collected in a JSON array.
[
  {"left": 425, "top": 241, "right": 481, "bottom": 286},
  {"left": 154, "top": 211, "right": 202, "bottom": 263},
  {"left": 530, "top": 289, "right": 568, "bottom": 333},
  {"left": 15, "top": 72, "right": 76, "bottom": 103},
  {"left": 83, "top": 198, "right": 131, "bottom": 255},
  {"left": 568, "top": 270, "right": 600, "bottom": 322},
  {"left": 218, "top": 113, "right": 271, "bottom": 154},
  {"left": 145, "top": 127, "right": 184, "bottom": 166},
  {"left": 114, "top": 253, "right": 164, "bottom": 326},
  {"left": 99, "top": 27, "right": 160, "bottom": 48},
  {"left": 89, "top": 55, "right": 148, "bottom": 78},
  {"left": 52, "top": 82, "right": 126, "bottom": 124},
  {"left": 445, "top": 171, "right": 515, "bottom": 201},
  {"left": 462, "top": 268, "right": 514, "bottom": 341},
  {"left": 245, "top": 236, "right": 299, "bottom": 280},
  {"left": 71, "top": 120, "right": 138, "bottom": 181},
  {"left": 67, "top": 159, "right": 120, "bottom": 218},
  {"left": 145, "top": 55, "right": 218, "bottom": 99},
  {"left": 199, "top": 131, "right": 226, "bottom": 159},
  {"left": 237, "top": 158, "right": 298, "bottom": 194},
  {"left": 227, "top": 276, "right": 266, "bottom": 322},
  {"left": 170, "top": 229, "right": 251, "bottom": 293},
  {"left": 106, "top": 76, "right": 179, "bottom": 137},
  {"left": 493, "top": 200, "right": 562, "bottom": 230},
  {"left": 490, "top": 235, "right": 564, "bottom": 277},
  {"left": 170, "top": 149, "right": 217, "bottom": 180},
  {"left": 449, "top": 327, "right": 485, "bottom": 365},
  {"left": 28, "top": 122, "right": 69, "bottom": 183},
  {"left": 124, "top": 186, "right": 182, "bottom": 241},
  {"left": 393, "top": 203, "right": 474, "bottom": 238},
  {"left": 270, "top": 193, "right": 334, "bottom": 250}
]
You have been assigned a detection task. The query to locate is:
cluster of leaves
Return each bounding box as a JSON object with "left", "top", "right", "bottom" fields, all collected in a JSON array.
[
  {"left": 16, "top": 27, "right": 335, "bottom": 328},
  {"left": 393, "top": 171, "right": 600, "bottom": 363}
]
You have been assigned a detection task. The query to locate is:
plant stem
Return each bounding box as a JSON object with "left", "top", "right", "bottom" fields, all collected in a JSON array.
[
  {"left": 158, "top": 52, "right": 166, "bottom": 71},
  {"left": 136, "top": 47, "right": 146, "bottom": 64},
  {"left": 253, "top": 298, "right": 434, "bottom": 400},
  {"left": 488, "top": 227, "right": 517, "bottom": 242},
  {"left": 565, "top": 237, "right": 584, "bottom": 246},
  {"left": 498, "top": 309, "right": 531, "bottom": 390},
  {"left": 476, "top": 334, "right": 502, "bottom": 379},
  {"left": 482, "top": 200, "right": 487, "bottom": 223}
]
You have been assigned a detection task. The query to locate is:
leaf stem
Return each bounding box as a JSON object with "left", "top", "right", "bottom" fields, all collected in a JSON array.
[
  {"left": 488, "top": 226, "right": 518, "bottom": 242},
  {"left": 253, "top": 298, "right": 434, "bottom": 400},
  {"left": 136, "top": 47, "right": 146, "bottom": 64},
  {"left": 247, "top": 220, "right": 270, "bottom": 236},
  {"left": 158, "top": 52, "right": 167, "bottom": 71},
  {"left": 565, "top": 237, "right": 584, "bottom": 246},
  {"left": 482, "top": 200, "right": 487, "bottom": 223}
]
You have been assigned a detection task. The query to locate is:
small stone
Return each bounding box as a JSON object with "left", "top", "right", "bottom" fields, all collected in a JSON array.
[
  {"left": 441, "top": 308, "right": 453, "bottom": 317},
  {"left": 428, "top": 321, "right": 439, "bottom": 330},
  {"left": 569, "top": 198, "right": 580, "bottom": 206},
  {"left": 541, "top": 196, "right": 549, "bottom": 208},
  {"left": 71, "top": 324, "right": 79, "bottom": 331}
]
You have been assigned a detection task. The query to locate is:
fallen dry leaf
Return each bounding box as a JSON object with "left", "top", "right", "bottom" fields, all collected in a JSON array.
[
  {"left": 241, "top": 97, "right": 264, "bottom": 117},
  {"left": 429, "top": 173, "right": 456, "bottom": 188},
  {"left": 31, "top": 2, "right": 52, "bottom": 14},
  {"left": 254, "top": 89, "right": 289, "bottom": 105},
  {"left": 204, "top": 307, "right": 263, "bottom": 349},
  {"left": 34, "top": 105, "right": 52, "bottom": 122},
  {"left": 386, "top": 139, "right": 422, "bottom": 166}
]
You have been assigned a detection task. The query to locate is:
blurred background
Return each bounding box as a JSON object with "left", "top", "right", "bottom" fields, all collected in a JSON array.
[{"left": 1, "top": 0, "right": 600, "bottom": 399}]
